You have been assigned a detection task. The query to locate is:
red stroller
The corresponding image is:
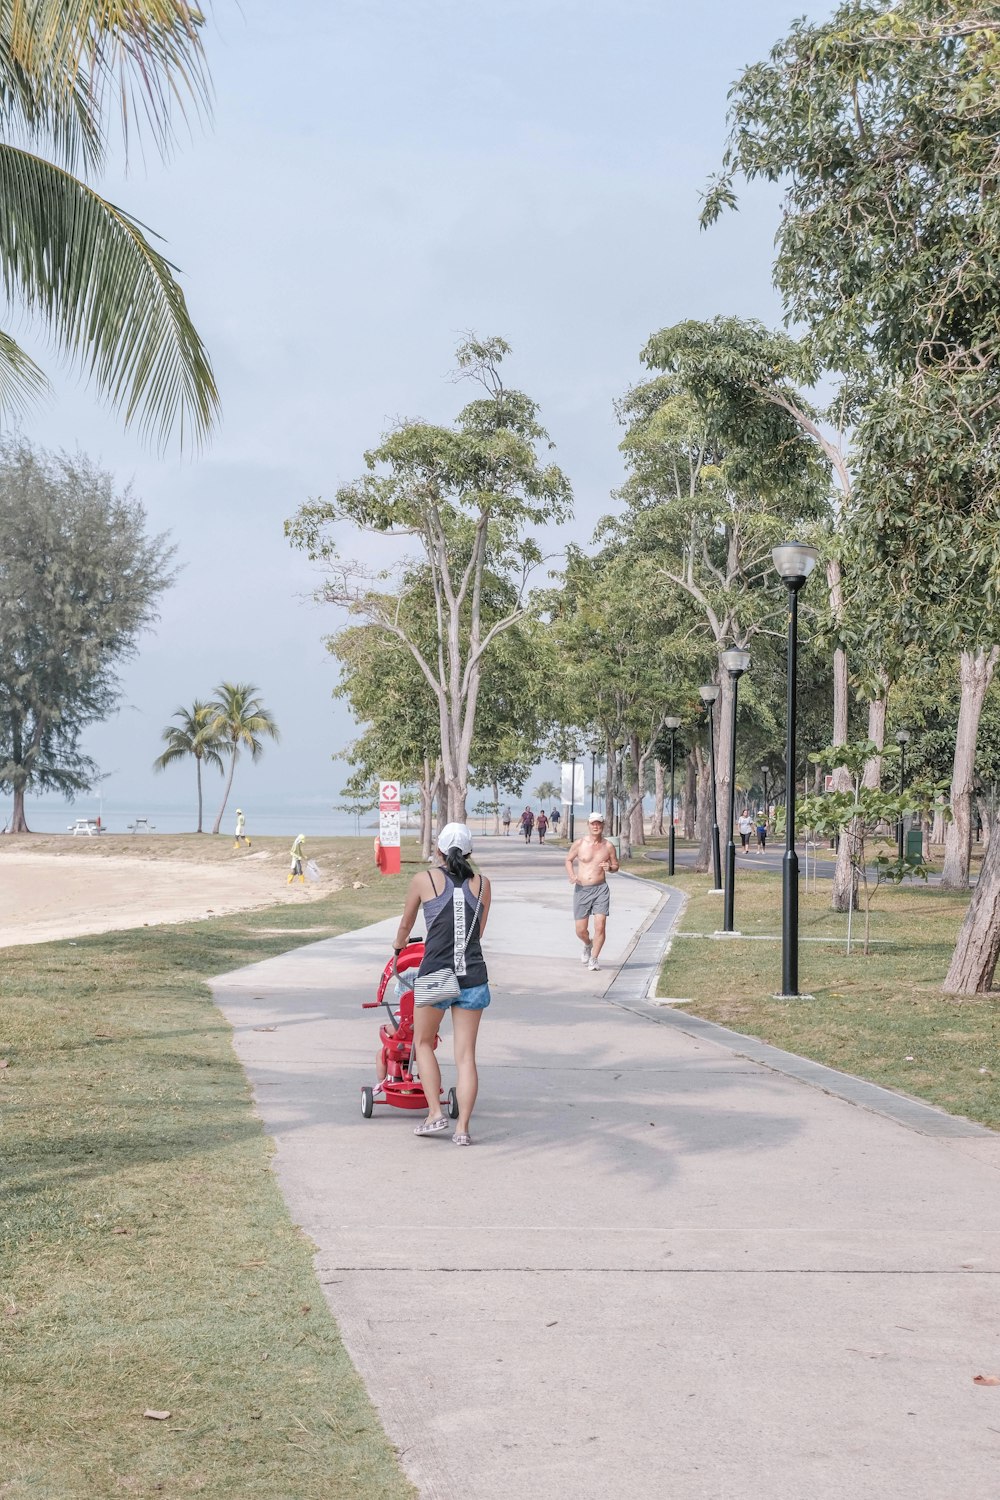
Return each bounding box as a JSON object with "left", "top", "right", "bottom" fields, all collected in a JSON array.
[{"left": 360, "top": 940, "right": 459, "bottom": 1121}]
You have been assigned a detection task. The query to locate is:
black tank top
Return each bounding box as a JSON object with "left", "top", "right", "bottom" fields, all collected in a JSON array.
[{"left": 418, "top": 870, "right": 488, "bottom": 989}]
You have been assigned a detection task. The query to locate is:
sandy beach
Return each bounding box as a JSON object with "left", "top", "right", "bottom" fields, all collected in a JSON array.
[{"left": 0, "top": 838, "right": 342, "bottom": 947}]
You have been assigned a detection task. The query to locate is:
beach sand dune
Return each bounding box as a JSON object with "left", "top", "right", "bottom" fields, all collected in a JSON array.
[{"left": 0, "top": 846, "right": 336, "bottom": 948}]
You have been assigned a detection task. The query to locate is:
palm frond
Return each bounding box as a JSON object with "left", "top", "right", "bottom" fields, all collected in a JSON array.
[
  {"left": 0, "top": 325, "right": 50, "bottom": 416},
  {"left": 0, "top": 143, "right": 219, "bottom": 447},
  {"left": 3, "top": 1, "right": 211, "bottom": 160},
  {"left": 0, "top": 19, "right": 103, "bottom": 170}
]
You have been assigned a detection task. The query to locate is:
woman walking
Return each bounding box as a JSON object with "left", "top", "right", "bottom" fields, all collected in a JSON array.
[{"left": 392, "top": 822, "right": 492, "bottom": 1146}]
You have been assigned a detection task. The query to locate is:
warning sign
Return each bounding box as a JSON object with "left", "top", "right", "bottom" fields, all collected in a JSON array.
[{"left": 379, "top": 780, "right": 401, "bottom": 851}]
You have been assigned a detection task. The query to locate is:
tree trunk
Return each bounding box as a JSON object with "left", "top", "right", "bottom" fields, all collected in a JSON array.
[
  {"left": 942, "top": 647, "right": 999, "bottom": 890},
  {"left": 944, "top": 815, "right": 1000, "bottom": 992},
  {"left": 694, "top": 743, "right": 712, "bottom": 874},
  {"left": 629, "top": 734, "right": 645, "bottom": 845},
  {"left": 420, "top": 757, "right": 433, "bottom": 861},
  {"left": 714, "top": 667, "right": 734, "bottom": 850},
  {"left": 492, "top": 779, "right": 500, "bottom": 837},
  {"left": 195, "top": 756, "right": 204, "bottom": 834},
  {"left": 683, "top": 752, "right": 697, "bottom": 839},
  {"left": 212, "top": 748, "right": 238, "bottom": 835},
  {"left": 652, "top": 758, "right": 665, "bottom": 837},
  {"left": 976, "top": 793, "right": 993, "bottom": 854},
  {"left": 433, "top": 763, "right": 447, "bottom": 838},
  {"left": 830, "top": 638, "right": 855, "bottom": 912},
  {"left": 7, "top": 783, "right": 30, "bottom": 833},
  {"left": 861, "top": 682, "right": 889, "bottom": 791}
]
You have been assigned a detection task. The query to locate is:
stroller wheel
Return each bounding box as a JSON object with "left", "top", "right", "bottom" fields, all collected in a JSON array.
[
  {"left": 360, "top": 1086, "right": 375, "bottom": 1119},
  {"left": 447, "top": 1087, "right": 459, "bottom": 1120}
]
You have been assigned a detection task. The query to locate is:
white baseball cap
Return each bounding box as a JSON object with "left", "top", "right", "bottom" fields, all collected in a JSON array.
[
  {"left": 437, "top": 821, "right": 473, "bottom": 855},
  {"left": 588, "top": 811, "right": 605, "bottom": 824}
]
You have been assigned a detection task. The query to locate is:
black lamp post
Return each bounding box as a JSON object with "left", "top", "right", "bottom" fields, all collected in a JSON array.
[
  {"left": 698, "top": 684, "right": 722, "bottom": 891},
  {"left": 761, "top": 765, "right": 770, "bottom": 822},
  {"left": 663, "top": 715, "right": 682, "bottom": 876},
  {"left": 720, "top": 648, "right": 751, "bottom": 932},
  {"left": 773, "top": 541, "right": 820, "bottom": 996},
  {"left": 589, "top": 739, "right": 601, "bottom": 815},
  {"left": 895, "top": 728, "right": 910, "bottom": 860}
]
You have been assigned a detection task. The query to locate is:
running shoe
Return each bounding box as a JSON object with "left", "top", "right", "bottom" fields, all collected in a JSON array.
[{"left": 581, "top": 944, "right": 592, "bottom": 964}]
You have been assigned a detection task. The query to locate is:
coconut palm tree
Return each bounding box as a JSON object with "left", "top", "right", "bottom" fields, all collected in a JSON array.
[
  {"left": 209, "top": 682, "right": 280, "bottom": 835},
  {"left": 533, "top": 780, "right": 559, "bottom": 804},
  {"left": 0, "top": 3, "right": 219, "bottom": 447},
  {"left": 153, "top": 699, "right": 226, "bottom": 832}
]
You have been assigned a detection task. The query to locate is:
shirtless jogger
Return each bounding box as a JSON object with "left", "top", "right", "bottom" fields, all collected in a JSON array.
[{"left": 565, "top": 811, "right": 619, "bottom": 971}]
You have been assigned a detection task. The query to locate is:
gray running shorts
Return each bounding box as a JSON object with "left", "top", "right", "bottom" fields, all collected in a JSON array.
[{"left": 573, "top": 881, "right": 610, "bottom": 921}]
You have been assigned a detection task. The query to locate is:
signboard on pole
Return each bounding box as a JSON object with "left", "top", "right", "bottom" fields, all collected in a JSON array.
[
  {"left": 560, "top": 762, "right": 584, "bottom": 806},
  {"left": 378, "top": 779, "right": 401, "bottom": 875}
]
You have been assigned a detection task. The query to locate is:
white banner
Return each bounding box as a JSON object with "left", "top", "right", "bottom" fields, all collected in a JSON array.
[
  {"left": 378, "top": 779, "right": 401, "bottom": 847},
  {"left": 560, "top": 762, "right": 585, "bottom": 806}
]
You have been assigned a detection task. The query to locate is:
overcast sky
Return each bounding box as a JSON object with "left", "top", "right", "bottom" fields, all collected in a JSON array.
[{"left": 14, "top": 0, "right": 827, "bottom": 823}]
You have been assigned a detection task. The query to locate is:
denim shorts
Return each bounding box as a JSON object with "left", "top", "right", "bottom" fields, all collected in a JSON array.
[{"left": 451, "top": 982, "right": 491, "bottom": 1011}]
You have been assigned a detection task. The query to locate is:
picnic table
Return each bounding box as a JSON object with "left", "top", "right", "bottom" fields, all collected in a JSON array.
[
  {"left": 68, "top": 818, "right": 103, "bottom": 836},
  {"left": 127, "top": 818, "right": 155, "bottom": 833}
]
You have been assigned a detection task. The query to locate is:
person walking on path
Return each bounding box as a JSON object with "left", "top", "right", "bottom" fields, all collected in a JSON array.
[
  {"left": 756, "top": 813, "right": 767, "bottom": 851},
  {"left": 550, "top": 806, "right": 561, "bottom": 835},
  {"left": 520, "top": 807, "right": 534, "bottom": 844},
  {"left": 288, "top": 832, "right": 306, "bottom": 885},
  {"left": 234, "top": 808, "right": 251, "bottom": 849},
  {"left": 565, "top": 810, "right": 619, "bottom": 971},
  {"left": 502, "top": 806, "right": 512, "bottom": 836},
  {"left": 536, "top": 809, "right": 548, "bottom": 844},
  {"left": 738, "top": 812, "right": 753, "bottom": 852},
  {"left": 392, "top": 822, "right": 492, "bottom": 1146}
]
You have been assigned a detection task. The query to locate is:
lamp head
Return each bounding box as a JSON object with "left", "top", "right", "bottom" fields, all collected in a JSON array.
[
  {"left": 773, "top": 541, "right": 820, "bottom": 590},
  {"left": 698, "top": 684, "right": 720, "bottom": 706},
  {"left": 720, "top": 647, "right": 751, "bottom": 677},
  {"left": 895, "top": 728, "right": 911, "bottom": 745},
  {"left": 663, "top": 715, "right": 682, "bottom": 731}
]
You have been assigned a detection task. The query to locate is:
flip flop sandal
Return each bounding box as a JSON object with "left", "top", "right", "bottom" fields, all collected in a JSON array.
[
  {"left": 413, "top": 1116, "right": 449, "bottom": 1136},
  {"left": 452, "top": 1132, "right": 473, "bottom": 1146}
]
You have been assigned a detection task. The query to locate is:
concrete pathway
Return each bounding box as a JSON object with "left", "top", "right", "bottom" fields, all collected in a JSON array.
[{"left": 212, "top": 844, "right": 1000, "bottom": 1500}]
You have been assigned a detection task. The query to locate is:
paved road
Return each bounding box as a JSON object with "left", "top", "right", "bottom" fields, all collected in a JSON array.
[{"left": 212, "top": 843, "right": 1000, "bottom": 1500}]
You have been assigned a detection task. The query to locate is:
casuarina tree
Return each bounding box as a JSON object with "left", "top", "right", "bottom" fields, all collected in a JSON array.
[{"left": 0, "top": 438, "right": 174, "bottom": 831}]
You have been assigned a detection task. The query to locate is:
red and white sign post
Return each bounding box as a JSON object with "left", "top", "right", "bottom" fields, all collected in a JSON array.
[{"left": 377, "top": 780, "right": 401, "bottom": 875}]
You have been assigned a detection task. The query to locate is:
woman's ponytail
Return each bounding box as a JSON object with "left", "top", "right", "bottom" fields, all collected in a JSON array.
[{"left": 443, "top": 846, "right": 475, "bottom": 884}]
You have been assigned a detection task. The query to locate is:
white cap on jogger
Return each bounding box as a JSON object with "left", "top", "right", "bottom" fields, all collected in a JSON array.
[
  {"left": 588, "top": 811, "right": 605, "bottom": 823},
  {"left": 437, "top": 822, "right": 473, "bottom": 855}
]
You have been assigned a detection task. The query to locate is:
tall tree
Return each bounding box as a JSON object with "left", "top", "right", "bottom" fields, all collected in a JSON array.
[
  {"left": 286, "top": 337, "right": 572, "bottom": 821},
  {"left": 704, "top": 0, "right": 1000, "bottom": 980},
  {"left": 0, "top": 1, "right": 219, "bottom": 445},
  {"left": 209, "top": 682, "right": 280, "bottom": 835},
  {"left": 153, "top": 699, "right": 226, "bottom": 833},
  {"left": 0, "top": 437, "right": 174, "bottom": 831}
]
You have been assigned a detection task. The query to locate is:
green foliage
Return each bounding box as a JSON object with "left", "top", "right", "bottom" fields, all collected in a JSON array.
[
  {"left": 0, "top": 437, "right": 174, "bottom": 829},
  {"left": 153, "top": 699, "right": 226, "bottom": 833},
  {"left": 208, "top": 682, "right": 280, "bottom": 835}
]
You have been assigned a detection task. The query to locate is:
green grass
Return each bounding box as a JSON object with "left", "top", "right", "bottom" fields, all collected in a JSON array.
[
  {"left": 1, "top": 846, "right": 418, "bottom": 1500},
  {"left": 626, "top": 859, "right": 1000, "bottom": 1131}
]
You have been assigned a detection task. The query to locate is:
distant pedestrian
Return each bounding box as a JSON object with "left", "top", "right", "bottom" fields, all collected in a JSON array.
[
  {"left": 756, "top": 814, "right": 767, "bottom": 851},
  {"left": 520, "top": 807, "right": 534, "bottom": 844},
  {"left": 738, "top": 813, "right": 753, "bottom": 852},
  {"left": 288, "top": 832, "right": 306, "bottom": 884},
  {"left": 502, "top": 805, "right": 512, "bottom": 836},
  {"left": 234, "top": 808, "right": 251, "bottom": 849},
  {"left": 550, "top": 807, "right": 561, "bottom": 834},
  {"left": 536, "top": 810, "right": 548, "bottom": 844}
]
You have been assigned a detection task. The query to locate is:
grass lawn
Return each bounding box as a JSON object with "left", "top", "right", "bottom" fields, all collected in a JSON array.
[
  {"left": 626, "top": 859, "right": 1000, "bottom": 1132},
  {"left": 1, "top": 841, "right": 418, "bottom": 1500}
]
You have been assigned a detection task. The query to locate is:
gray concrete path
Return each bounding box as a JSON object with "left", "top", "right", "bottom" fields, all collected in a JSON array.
[{"left": 211, "top": 844, "right": 1000, "bottom": 1500}]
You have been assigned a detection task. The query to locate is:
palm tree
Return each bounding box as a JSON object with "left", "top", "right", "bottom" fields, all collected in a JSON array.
[
  {"left": 533, "top": 780, "right": 559, "bottom": 804},
  {"left": 0, "top": 3, "right": 219, "bottom": 447},
  {"left": 209, "top": 682, "right": 280, "bottom": 834},
  {"left": 153, "top": 700, "right": 226, "bottom": 832}
]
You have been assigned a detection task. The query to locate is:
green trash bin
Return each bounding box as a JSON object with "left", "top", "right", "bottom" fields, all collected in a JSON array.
[{"left": 905, "top": 828, "right": 924, "bottom": 861}]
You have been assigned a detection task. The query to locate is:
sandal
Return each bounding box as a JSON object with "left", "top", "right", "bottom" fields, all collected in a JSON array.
[
  {"left": 452, "top": 1132, "right": 473, "bottom": 1146},
  {"left": 413, "top": 1115, "right": 449, "bottom": 1136}
]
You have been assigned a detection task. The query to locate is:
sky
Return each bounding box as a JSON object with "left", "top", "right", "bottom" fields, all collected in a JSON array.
[{"left": 11, "top": 0, "right": 828, "bottom": 830}]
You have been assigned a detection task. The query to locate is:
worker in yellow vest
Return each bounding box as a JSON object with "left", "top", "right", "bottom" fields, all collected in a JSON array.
[{"left": 288, "top": 832, "right": 306, "bottom": 885}]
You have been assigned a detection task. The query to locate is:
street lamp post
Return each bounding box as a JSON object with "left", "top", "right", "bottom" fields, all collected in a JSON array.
[
  {"left": 895, "top": 728, "right": 911, "bottom": 860},
  {"left": 773, "top": 542, "right": 820, "bottom": 996},
  {"left": 761, "top": 765, "right": 769, "bottom": 822},
  {"left": 698, "top": 685, "right": 723, "bottom": 891},
  {"left": 589, "top": 739, "right": 601, "bottom": 815},
  {"left": 720, "top": 648, "right": 751, "bottom": 932},
  {"left": 663, "top": 715, "right": 682, "bottom": 876}
]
